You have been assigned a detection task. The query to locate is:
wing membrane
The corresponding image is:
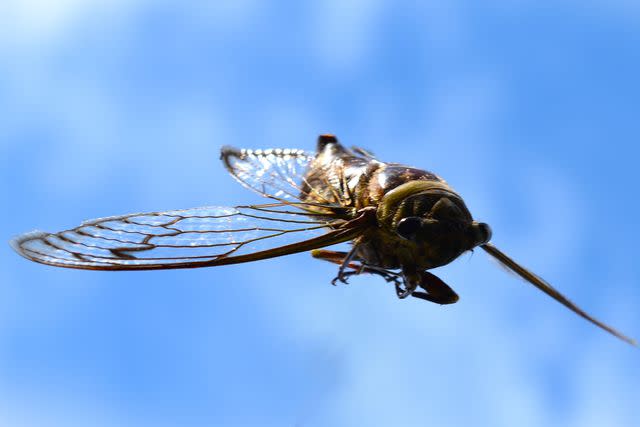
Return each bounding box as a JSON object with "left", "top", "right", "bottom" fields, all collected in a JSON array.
[
  {"left": 12, "top": 204, "right": 368, "bottom": 270},
  {"left": 221, "top": 146, "right": 316, "bottom": 201},
  {"left": 221, "top": 146, "right": 346, "bottom": 205}
]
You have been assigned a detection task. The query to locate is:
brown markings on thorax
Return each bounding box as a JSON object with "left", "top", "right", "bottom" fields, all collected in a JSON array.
[{"left": 300, "top": 141, "right": 445, "bottom": 211}]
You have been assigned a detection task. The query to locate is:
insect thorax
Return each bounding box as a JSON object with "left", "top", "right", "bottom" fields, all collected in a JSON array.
[{"left": 300, "top": 140, "right": 484, "bottom": 270}]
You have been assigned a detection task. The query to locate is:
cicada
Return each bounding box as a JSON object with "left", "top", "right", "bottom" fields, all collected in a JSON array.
[{"left": 12, "top": 134, "right": 636, "bottom": 346}]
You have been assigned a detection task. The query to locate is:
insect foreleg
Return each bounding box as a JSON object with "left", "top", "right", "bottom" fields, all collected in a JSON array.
[
  {"left": 398, "top": 265, "right": 421, "bottom": 299},
  {"left": 397, "top": 266, "right": 459, "bottom": 304},
  {"left": 311, "top": 249, "right": 402, "bottom": 287},
  {"left": 310, "top": 249, "right": 358, "bottom": 268},
  {"left": 311, "top": 250, "right": 458, "bottom": 304},
  {"left": 411, "top": 271, "right": 459, "bottom": 305},
  {"left": 329, "top": 246, "right": 359, "bottom": 285}
]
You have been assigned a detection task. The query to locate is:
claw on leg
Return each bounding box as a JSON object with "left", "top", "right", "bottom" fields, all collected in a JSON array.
[
  {"left": 397, "top": 267, "right": 420, "bottom": 299},
  {"left": 313, "top": 248, "right": 360, "bottom": 286},
  {"left": 330, "top": 274, "right": 349, "bottom": 286},
  {"left": 333, "top": 245, "right": 359, "bottom": 285},
  {"left": 312, "top": 249, "right": 400, "bottom": 287},
  {"left": 395, "top": 282, "right": 417, "bottom": 299},
  {"left": 311, "top": 250, "right": 458, "bottom": 305}
]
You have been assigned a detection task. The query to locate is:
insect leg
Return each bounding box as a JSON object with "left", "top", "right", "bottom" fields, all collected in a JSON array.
[
  {"left": 398, "top": 265, "right": 421, "bottom": 299},
  {"left": 411, "top": 271, "right": 459, "bottom": 305},
  {"left": 311, "top": 249, "right": 357, "bottom": 267},
  {"left": 312, "top": 250, "right": 458, "bottom": 303},
  {"left": 311, "top": 249, "right": 402, "bottom": 287},
  {"left": 322, "top": 246, "right": 359, "bottom": 285}
]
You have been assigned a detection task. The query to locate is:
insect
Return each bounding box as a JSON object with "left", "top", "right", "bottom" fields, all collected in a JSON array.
[{"left": 12, "top": 134, "right": 636, "bottom": 346}]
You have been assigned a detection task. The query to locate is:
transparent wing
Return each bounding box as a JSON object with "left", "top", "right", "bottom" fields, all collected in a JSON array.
[
  {"left": 12, "top": 204, "right": 369, "bottom": 271},
  {"left": 221, "top": 146, "right": 323, "bottom": 202}
]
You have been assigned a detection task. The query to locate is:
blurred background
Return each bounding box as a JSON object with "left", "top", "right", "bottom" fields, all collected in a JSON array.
[{"left": 1, "top": 1, "right": 639, "bottom": 426}]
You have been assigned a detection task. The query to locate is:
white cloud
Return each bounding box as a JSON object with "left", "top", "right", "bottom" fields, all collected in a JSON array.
[{"left": 0, "top": 0, "right": 135, "bottom": 51}]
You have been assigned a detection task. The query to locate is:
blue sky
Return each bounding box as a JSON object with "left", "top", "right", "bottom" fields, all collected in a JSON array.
[{"left": 2, "top": 1, "right": 639, "bottom": 426}]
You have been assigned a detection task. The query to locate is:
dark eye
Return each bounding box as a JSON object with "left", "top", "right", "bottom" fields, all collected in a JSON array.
[
  {"left": 397, "top": 217, "right": 422, "bottom": 240},
  {"left": 469, "top": 222, "right": 492, "bottom": 245},
  {"left": 478, "top": 223, "right": 492, "bottom": 244}
]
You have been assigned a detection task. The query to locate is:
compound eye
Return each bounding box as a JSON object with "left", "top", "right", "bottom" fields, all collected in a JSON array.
[
  {"left": 397, "top": 216, "right": 423, "bottom": 240},
  {"left": 478, "top": 223, "right": 492, "bottom": 244},
  {"left": 470, "top": 222, "right": 492, "bottom": 245}
]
